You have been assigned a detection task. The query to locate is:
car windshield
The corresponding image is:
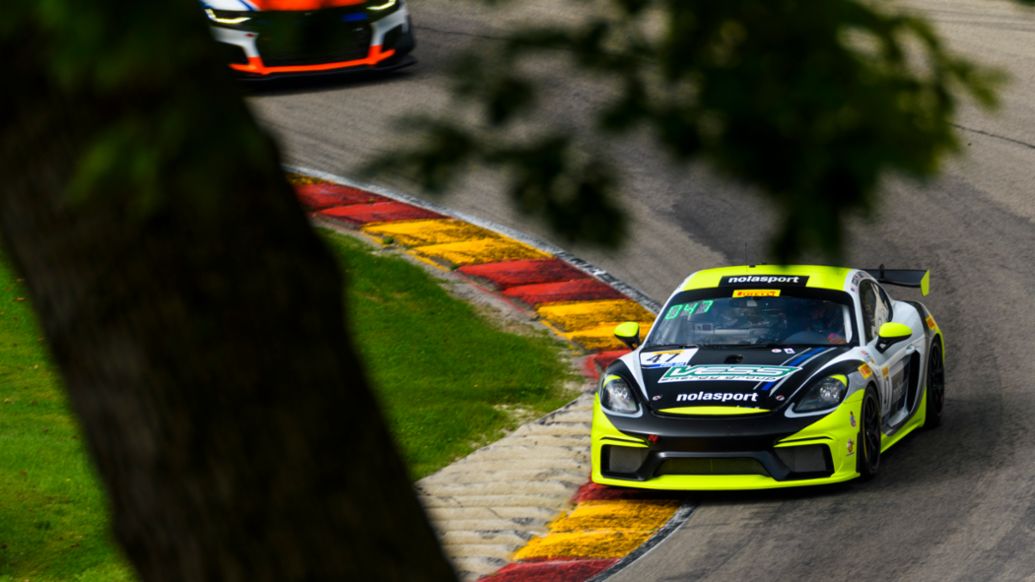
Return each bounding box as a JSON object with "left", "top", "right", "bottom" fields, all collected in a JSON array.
[{"left": 646, "top": 293, "right": 853, "bottom": 348}]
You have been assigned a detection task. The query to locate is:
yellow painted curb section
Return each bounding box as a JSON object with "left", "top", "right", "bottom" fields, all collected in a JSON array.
[
  {"left": 513, "top": 500, "right": 679, "bottom": 560},
  {"left": 362, "top": 218, "right": 495, "bottom": 247},
  {"left": 537, "top": 300, "right": 655, "bottom": 333},
  {"left": 514, "top": 531, "right": 653, "bottom": 560},
  {"left": 552, "top": 500, "right": 679, "bottom": 531},
  {"left": 566, "top": 322, "right": 653, "bottom": 351},
  {"left": 410, "top": 238, "right": 551, "bottom": 267}
]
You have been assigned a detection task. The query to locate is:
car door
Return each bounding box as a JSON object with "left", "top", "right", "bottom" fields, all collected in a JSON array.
[{"left": 859, "top": 280, "right": 914, "bottom": 426}]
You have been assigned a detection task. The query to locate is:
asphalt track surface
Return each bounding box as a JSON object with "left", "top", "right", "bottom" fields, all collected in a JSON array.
[{"left": 248, "top": 0, "right": 1035, "bottom": 579}]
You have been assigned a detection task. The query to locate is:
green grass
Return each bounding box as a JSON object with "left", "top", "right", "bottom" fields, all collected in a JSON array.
[
  {"left": 0, "top": 256, "right": 135, "bottom": 581},
  {"left": 323, "top": 230, "right": 577, "bottom": 478},
  {"left": 0, "top": 229, "right": 576, "bottom": 580}
]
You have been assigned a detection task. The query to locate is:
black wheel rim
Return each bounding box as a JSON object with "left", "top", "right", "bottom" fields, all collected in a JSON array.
[
  {"left": 929, "top": 347, "right": 945, "bottom": 414},
  {"left": 863, "top": 394, "right": 881, "bottom": 470}
]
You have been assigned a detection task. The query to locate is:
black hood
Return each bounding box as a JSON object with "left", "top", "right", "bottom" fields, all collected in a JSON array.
[{"left": 636, "top": 346, "right": 849, "bottom": 412}]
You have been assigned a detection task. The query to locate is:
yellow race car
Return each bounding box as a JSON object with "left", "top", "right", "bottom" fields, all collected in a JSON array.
[{"left": 592, "top": 265, "right": 944, "bottom": 490}]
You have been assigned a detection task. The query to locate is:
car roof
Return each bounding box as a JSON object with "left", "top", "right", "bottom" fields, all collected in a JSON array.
[{"left": 678, "top": 265, "right": 862, "bottom": 294}]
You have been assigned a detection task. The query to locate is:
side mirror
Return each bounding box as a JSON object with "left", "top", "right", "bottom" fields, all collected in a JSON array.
[
  {"left": 876, "top": 322, "right": 911, "bottom": 353},
  {"left": 614, "top": 321, "right": 641, "bottom": 350}
]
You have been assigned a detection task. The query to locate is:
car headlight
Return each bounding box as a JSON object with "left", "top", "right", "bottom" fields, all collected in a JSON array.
[
  {"left": 600, "top": 375, "right": 640, "bottom": 415},
  {"left": 205, "top": 8, "right": 251, "bottom": 25},
  {"left": 793, "top": 374, "right": 848, "bottom": 413},
  {"left": 366, "top": 0, "right": 399, "bottom": 13}
]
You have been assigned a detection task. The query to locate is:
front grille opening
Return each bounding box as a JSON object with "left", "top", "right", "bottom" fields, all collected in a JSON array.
[
  {"left": 251, "top": 10, "right": 373, "bottom": 66},
  {"left": 774, "top": 444, "right": 833, "bottom": 478},
  {"left": 656, "top": 458, "right": 767, "bottom": 476},
  {"left": 603, "top": 445, "right": 648, "bottom": 475},
  {"left": 216, "top": 42, "right": 249, "bottom": 66}
]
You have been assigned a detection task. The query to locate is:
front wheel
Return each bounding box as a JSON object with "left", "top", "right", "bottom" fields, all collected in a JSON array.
[
  {"left": 857, "top": 386, "right": 882, "bottom": 479},
  {"left": 923, "top": 341, "right": 945, "bottom": 429}
]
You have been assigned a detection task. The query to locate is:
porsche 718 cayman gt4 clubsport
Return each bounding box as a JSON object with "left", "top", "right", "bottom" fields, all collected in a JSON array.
[{"left": 592, "top": 265, "right": 945, "bottom": 490}]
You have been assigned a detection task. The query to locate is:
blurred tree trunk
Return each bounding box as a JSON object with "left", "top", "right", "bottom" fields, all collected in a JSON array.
[{"left": 0, "top": 6, "right": 454, "bottom": 582}]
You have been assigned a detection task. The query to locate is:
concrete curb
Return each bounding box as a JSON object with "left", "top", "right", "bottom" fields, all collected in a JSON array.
[{"left": 286, "top": 169, "right": 689, "bottom": 581}]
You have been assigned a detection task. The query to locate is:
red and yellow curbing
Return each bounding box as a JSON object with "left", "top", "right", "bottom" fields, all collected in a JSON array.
[
  {"left": 290, "top": 175, "right": 685, "bottom": 581},
  {"left": 481, "top": 483, "right": 683, "bottom": 581},
  {"left": 296, "top": 177, "right": 657, "bottom": 354},
  {"left": 514, "top": 500, "right": 678, "bottom": 559}
]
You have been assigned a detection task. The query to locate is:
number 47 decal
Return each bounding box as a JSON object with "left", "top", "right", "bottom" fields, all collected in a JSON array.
[{"left": 639, "top": 348, "right": 699, "bottom": 367}]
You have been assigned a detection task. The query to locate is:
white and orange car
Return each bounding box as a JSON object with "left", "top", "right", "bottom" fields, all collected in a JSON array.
[{"left": 203, "top": 0, "right": 414, "bottom": 78}]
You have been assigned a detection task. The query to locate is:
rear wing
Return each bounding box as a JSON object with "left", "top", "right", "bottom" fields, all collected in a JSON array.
[{"left": 864, "top": 266, "right": 930, "bottom": 296}]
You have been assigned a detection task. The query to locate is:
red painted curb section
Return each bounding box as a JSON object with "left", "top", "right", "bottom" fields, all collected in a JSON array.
[
  {"left": 319, "top": 201, "right": 444, "bottom": 225},
  {"left": 459, "top": 259, "right": 588, "bottom": 289},
  {"left": 583, "top": 350, "right": 629, "bottom": 381},
  {"left": 480, "top": 559, "right": 619, "bottom": 582},
  {"left": 570, "top": 482, "right": 678, "bottom": 503},
  {"left": 504, "top": 279, "right": 626, "bottom": 306},
  {"left": 296, "top": 183, "right": 386, "bottom": 210}
]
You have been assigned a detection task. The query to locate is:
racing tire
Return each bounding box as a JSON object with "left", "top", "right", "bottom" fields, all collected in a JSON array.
[
  {"left": 857, "top": 385, "right": 882, "bottom": 479},
  {"left": 922, "top": 340, "right": 945, "bottom": 429}
]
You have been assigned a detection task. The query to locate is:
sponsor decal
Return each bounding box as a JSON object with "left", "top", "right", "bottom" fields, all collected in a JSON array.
[
  {"left": 772, "top": 348, "right": 783, "bottom": 353},
  {"left": 652, "top": 394, "right": 662, "bottom": 401},
  {"left": 926, "top": 314, "right": 937, "bottom": 330},
  {"left": 675, "top": 391, "right": 760, "bottom": 403},
  {"left": 659, "top": 364, "right": 800, "bottom": 383},
  {"left": 784, "top": 348, "right": 795, "bottom": 355},
  {"left": 732, "top": 289, "right": 781, "bottom": 298},
  {"left": 858, "top": 363, "right": 873, "bottom": 379},
  {"left": 775, "top": 394, "right": 786, "bottom": 401},
  {"left": 640, "top": 348, "right": 698, "bottom": 368},
  {"left": 850, "top": 412, "right": 857, "bottom": 428},
  {"left": 720, "top": 275, "right": 809, "bottom": 286},
  {"left": 846, "top": 439, "right": 856, "bottom": 456}
]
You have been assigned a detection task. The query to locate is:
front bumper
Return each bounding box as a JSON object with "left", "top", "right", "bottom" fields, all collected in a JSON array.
[
  {"left": 590, "top": 391, "right": 864, "bottom": 490},
  {"left": 209, "top": 5, "right": 414, "bottom": 77}
]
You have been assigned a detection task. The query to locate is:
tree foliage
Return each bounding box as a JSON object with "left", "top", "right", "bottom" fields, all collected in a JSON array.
[{"left": 369, "top": 0, "right": 1017, "bottom": 259}]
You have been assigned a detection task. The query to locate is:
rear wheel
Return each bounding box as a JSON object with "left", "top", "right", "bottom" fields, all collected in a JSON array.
[
  {"left": 923, "top": 340, "right": 945, "bottom": 428},
  {"left": 857, "top": 386, "right": 882, "bottom": 479}
]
